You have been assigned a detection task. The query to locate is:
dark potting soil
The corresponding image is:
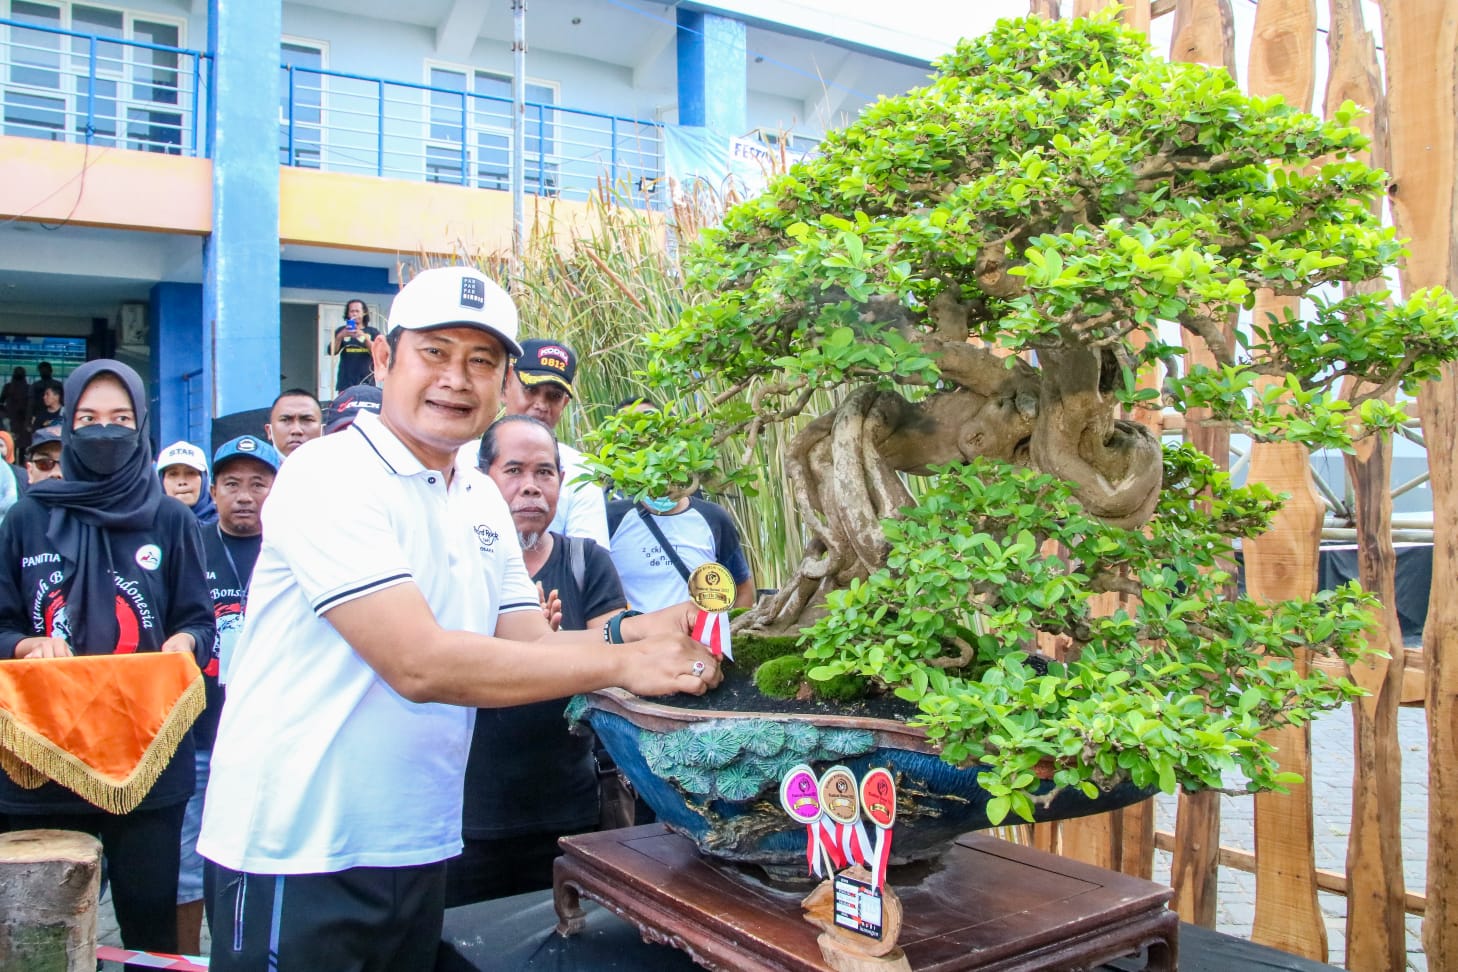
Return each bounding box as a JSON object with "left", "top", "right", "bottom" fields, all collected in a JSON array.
[{"left": 653, "top": 661, "right": 920, "bottom": 722}]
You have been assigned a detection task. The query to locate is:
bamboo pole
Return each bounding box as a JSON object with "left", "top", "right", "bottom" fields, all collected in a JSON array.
[
  {"left": 1325, "top": 3, "right": 1410, "bottom": 968},
  {"left": 1242, "top": 0, "right": 1329, "bottom": 962},
  {"left": 1379, "top": 5, "right": 1458, "bottom": 968},
  {"left": 1165, "top": 0, "right": 1235, "bottom": 931}
]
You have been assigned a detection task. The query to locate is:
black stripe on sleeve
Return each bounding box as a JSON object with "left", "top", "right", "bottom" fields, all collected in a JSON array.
[{"left": 313, "top": 572, "right": 412, "bottom": 615}]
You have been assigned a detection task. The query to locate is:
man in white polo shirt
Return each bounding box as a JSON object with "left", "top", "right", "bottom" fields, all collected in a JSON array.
[{"left": 198, "top": 266, "right": 720, "bottom": 972}]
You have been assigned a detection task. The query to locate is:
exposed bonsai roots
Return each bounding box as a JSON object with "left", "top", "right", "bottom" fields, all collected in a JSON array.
[{"left": 738, "top": 348, "right": 1163, "bottom": 636}]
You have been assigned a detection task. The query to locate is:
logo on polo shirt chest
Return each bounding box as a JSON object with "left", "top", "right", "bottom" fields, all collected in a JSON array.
[
  {"left": 460, "top": 277, "right": 486, "bottom": 310},
  {"left": 474, "top": 524, "right": 498, "bottom": 551}
]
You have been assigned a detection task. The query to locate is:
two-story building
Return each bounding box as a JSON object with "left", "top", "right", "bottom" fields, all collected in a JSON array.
[{"left": 0, "top": 0, "right": 972, "bottom": 444}]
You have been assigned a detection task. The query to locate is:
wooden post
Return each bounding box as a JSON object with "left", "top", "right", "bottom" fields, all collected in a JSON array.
[
  {"left": 1380, "top": 5, "right": 1458, "bottom": 969},
  {"left": 0, "top": 830, "right": 101, "bottom": 972},
  {"left": 1243, "top": 1, "right": 1328, "bottom": 962},
  {"left": 1326, "top": 3, "right": 1410, "bottom": 968},
  {"left": 1166, "top": 0, "right": 1235, "bottom": 930},
  {"left": 1028, "top": 0, "right": 1063, "bottom": 18}
]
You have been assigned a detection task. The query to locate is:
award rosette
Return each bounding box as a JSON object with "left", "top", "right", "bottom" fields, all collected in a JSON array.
[{"left": 688, "top": 562, "right": 734, "bottom": 661}]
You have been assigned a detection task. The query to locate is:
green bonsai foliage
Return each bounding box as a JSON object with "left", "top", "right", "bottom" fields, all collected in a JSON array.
[
  {"left": 585, "top": 16, "right": 1458, "bottom": 818},
  {"left": 801, "top": 453, "right": 1373, "bottom": 822}
]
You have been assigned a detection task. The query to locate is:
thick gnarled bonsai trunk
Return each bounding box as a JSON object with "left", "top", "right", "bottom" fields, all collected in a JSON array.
[{"left": 740, "top": 344, "right": 1163, "bottom": 635}]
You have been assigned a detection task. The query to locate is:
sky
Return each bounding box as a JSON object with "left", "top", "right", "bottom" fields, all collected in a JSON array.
[
  {"left": 703, "top": 0, "right": 1387, "bottom": 105},
  {"left": 703, "top": 1, "right": 1385, "bottom": 75}
]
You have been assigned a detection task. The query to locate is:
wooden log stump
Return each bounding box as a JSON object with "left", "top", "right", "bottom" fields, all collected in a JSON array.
[{"left": 0, "top": 829, "right": 101, "bottom": 972}]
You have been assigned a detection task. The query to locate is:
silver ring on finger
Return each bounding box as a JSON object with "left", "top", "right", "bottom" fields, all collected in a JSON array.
[{"left": 691, "top": 660, "right": 707, "bottom": 678}]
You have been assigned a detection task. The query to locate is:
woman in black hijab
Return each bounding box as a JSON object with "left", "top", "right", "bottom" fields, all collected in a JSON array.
[{"left": 0, "top": 360, "right": 215, "bottom": 955}]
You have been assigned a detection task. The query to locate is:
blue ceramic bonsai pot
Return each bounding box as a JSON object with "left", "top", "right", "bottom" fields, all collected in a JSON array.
[{"left": 571, "top": 689, "right": 1154, "bottom": 874}]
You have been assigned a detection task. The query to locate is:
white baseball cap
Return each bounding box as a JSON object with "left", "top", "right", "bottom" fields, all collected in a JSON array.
[
  {"left": 156, "top": 440, "right": 208, "bottom": 475},
  {"left": 386, "top": 266, "right": 523, "bottom": 357}
]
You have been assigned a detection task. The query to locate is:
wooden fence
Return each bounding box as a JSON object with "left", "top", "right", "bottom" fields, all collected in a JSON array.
[{"left": 1024, "top": 3, "right": 1456, "bottom": 970}]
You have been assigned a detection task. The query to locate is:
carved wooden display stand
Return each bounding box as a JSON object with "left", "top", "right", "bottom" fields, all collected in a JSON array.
[{"left": 554, "top": 825, "right": 1178, "bottom": 971}]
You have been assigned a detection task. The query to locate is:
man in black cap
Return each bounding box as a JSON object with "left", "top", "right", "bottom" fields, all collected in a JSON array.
[
  {"left": 324, "top": 385, "right": 383, "bottom": 435},
  {"left": 462, "top": 338, "right": 609, "bottom": 547},
  {"left": 24, "top": 425, "right": 63, "bottom": 484}
]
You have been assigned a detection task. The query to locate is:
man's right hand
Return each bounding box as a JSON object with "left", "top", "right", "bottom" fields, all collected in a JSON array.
[
  {"left": 617, "top": 634, "right": 722, "bottom": 698},
  {"left": 15, "top": 636, "right": 73, "bottom": 659}
]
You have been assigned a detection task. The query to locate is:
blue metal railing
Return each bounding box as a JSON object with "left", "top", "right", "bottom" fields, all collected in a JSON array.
[
  {"left": 0, "top": 16, "right": 209, "bottom": 156},
  {"left": 279, "top": 65, "right": 664, "bottom": 204}
]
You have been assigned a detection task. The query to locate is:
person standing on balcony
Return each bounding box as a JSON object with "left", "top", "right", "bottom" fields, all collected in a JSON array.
[{"left": 330, "top": 298, "right": 381, "bottom": 391}]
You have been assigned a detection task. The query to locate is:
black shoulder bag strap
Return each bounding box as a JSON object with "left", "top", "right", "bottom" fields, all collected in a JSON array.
[
  {"left": 564, "top": 533, "right": 587, "bottom": 597},
  {"left": 636, "top": 505, "right": 693, "bottom": 582}
]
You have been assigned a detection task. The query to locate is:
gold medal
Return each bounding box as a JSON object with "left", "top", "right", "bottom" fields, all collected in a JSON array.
[{"left": 688, "top": 562, "right": 735, "bottom": 613}]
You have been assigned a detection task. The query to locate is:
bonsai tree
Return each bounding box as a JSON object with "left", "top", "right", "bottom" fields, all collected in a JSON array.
[{"left": 588, "top": 16, "right": 1458, "bottom": 822}]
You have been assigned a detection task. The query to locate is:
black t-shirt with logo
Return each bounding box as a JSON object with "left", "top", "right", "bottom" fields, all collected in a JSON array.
[
  {"left": 0, "top": 495, "right": 216, "bottom": 813},
  {"left": 334, "top": 325, "right": 380, "bottom": 389},
  {"left": 197, "top": 527, "right": 261, "bottom": 750},
  {"left": 462, "top": 534, "right": 624, "bottom": 839}
]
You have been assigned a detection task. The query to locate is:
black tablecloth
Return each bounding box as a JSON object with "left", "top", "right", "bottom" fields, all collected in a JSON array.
[{"left": 437, "top": 890, "right": 1339, "bottom": 971}]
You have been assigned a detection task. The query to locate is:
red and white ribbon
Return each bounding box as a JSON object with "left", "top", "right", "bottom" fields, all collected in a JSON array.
[
  {"left": 841, "top": 818, "right": 873, "bottom": 868},
  {"left": 818, "top": 817, "right": 848, "bottom": 870},
  {"left": 691, "top": 609, "right": 733, "bottom": 660},
  {"left": 869, "top": 827, "right": 893, "bottom": 892}
]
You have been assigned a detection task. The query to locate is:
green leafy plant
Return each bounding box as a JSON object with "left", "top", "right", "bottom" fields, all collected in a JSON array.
[{"left": 583, "top": 16, "right": 1458, "bottom": 821}]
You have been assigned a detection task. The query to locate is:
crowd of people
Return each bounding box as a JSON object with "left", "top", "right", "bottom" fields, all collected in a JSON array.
[{"left": 0, "top": 266, "right": 754, "bottom": 970}]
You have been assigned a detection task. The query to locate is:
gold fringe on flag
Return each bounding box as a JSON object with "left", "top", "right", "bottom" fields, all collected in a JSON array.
[{"left": 0, "top": 654, "right": 205, "bottom": 815}]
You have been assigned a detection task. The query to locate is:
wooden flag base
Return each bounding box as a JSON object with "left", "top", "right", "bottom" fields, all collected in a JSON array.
[
  {"left": 554, "top": 824, "right": 1177, "bottom": 971},
  {"left": 802, "top": 866, "right": 910, "bottom": 971}
]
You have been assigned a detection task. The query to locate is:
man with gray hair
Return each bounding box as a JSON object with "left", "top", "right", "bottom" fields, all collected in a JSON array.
[{"left": 444, "top": 414, "right": 630, "bottom": 905}]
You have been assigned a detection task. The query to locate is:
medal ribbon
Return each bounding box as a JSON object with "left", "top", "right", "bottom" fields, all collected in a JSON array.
[
  {"left": 691, "top": 609, "right": 734, "bottom": 660},
  {"left": 841, "top": 819, "right": 873, "bottom": 868},
  {"left": 869, "top": 828, "right": 893, "bottom": 891},
  {"left": 819, "top": 818, "right": 847, "bottom": 869}
]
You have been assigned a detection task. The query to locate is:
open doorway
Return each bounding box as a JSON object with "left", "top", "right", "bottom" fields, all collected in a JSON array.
[{"left": 279, "top": 299, "right": 384, "bottom": 404}]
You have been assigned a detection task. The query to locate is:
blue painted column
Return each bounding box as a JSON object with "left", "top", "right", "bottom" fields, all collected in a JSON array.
[
  {"left": 676, "top": 9, "right": 747, "bottom": 134},
  {"left": 203, "top": 0, "right": 281, "bottom": 420},
  {"left": 148, "top": 282, "right": 205, "bottom": 448}
]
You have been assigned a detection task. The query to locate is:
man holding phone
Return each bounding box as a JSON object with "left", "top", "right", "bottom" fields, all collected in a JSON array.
[{"left": 330, "top": 297, "right": 381, "bottom": 391}]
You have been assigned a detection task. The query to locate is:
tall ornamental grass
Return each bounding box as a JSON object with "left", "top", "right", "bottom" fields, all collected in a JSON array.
[{"left": 444, "top": 189, "right": 818, "bottom": 590}]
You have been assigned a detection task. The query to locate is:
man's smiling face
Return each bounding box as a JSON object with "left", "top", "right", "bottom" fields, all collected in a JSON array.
[{"left": 376, "top": 326, "right": 508, "bottom": 469}]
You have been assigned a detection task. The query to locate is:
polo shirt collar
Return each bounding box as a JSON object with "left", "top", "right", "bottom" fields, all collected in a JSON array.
[{"left": 349, "top": 411, "right": 456, "bottom": 479}]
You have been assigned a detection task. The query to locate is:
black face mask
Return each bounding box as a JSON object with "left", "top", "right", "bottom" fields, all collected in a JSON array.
[{"left": 69, "top": 424, "right": 139, "bottom": 477}]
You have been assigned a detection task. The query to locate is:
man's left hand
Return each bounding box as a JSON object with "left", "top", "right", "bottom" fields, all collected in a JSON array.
[{"left": 620, "top": 601, "right": 699, "bottom": 642}]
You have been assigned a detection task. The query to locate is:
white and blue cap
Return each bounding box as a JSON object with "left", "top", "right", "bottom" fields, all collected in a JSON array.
[
  {"left": 156, "top": 440, "right": 208, "bottom": 475},
  {"left": 385, "top": 266, "right": 523, "bottom": 357},
  {"left": 212, "top": 435, "right": 281, "bottom": 476}
]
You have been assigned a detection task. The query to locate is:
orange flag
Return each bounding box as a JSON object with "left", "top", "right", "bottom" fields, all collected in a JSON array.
[{"left": 0, "top": 653, "right": 203, "bottom": 814}]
